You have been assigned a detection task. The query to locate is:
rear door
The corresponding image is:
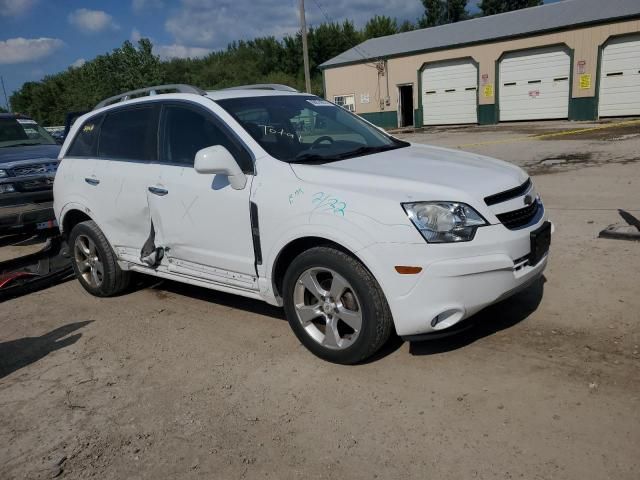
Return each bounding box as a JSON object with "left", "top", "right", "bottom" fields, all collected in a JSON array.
[
  {"left": 147, "top": 101, "right": 257, "bottom": 288},
  {"left": 89, "top": 104, "right": 160, "bottom": 262}
]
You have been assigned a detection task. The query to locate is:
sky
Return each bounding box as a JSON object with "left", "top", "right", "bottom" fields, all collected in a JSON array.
[{"left": 0, "top": 0, "right": 560, "bottom": 105}]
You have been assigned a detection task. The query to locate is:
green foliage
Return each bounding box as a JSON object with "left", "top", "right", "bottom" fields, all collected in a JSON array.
[
  {"left": 0, "top": 105, "right": 6, "bottom": 113},
  {"left": 10, "top": 1, "right": 545, "bottom": 125},
  {"left": 11, "top": 39, "right": 163, "bottom": 125},
  {"left": 478, "top": 0, "right": 543, "bottom": 15},
  {"left": 364, "top": 15, "right": 399, "bottom": 39},
  {"left": 10, "top": 21, "right": 371, "bottom": 125},
  {"left": 419, "top": 0, "right": 468, "bottom": 27}
]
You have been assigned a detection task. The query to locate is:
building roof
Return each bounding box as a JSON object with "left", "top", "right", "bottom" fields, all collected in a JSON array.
[{"left": 320, "top": 0, "right": 640, "bottom": 69}]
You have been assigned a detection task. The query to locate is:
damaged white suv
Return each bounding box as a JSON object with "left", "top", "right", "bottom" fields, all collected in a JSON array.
[{"left": 54, "top": 84, "right": 551, "bottom": 364}]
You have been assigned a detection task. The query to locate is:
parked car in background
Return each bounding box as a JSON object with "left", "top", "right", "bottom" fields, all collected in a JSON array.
[
  {"left": 54, "top": 84, "right": 551, "bottom": 364},
  {"left": 0, "top": 113, "right": 60, "bottom": 232}
]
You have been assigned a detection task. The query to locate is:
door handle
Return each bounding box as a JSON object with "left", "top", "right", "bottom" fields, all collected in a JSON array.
[
  {"left": 148, "top": 186, "right": 168, "bottom": 196},
  {"left": 85, "top": 177, "right": 100, "bottom": 186}
]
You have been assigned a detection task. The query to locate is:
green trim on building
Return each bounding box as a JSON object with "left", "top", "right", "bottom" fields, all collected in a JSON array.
[
  {"left": 414, "top": 108, "right": 423, "bottom": 128},
  {"left": 359, "top": 111, "right": 398, "bottom": 129},
  {"left": 568, "top": 97, "right": 598, "bottom": 121},
  {"left": 478, "top": 104, "right": 498, "bottom": 124}
]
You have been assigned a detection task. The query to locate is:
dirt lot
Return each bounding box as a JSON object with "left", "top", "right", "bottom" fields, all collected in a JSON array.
[{"left": 1, "top": 121, "right": 639, "bottom": 479}]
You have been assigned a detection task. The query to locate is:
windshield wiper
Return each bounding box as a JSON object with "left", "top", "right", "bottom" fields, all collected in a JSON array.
[
  {"left": 335, "top": 144, "right": 397, "bottom": 160},
  {"left": 289, "top": 153, "right": 337, "bottom": 164}
]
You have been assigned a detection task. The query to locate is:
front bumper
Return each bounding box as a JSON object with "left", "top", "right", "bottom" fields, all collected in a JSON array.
[
  {"left": 357, "top": 219, "right": 551, "bottom": 337},
  {"left": 0, "top": 200, "right": 55, "bottom": 232}
]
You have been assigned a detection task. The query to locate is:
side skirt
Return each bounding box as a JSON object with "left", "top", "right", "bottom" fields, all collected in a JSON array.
[{"left": 124, "top": 263, "right": 266, "bottom": 302}]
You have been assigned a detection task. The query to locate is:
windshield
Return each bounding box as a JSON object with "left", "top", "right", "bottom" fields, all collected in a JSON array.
[
  {"left": 217, "top": 95, "right": 409, "bottom": 163},
  {"left": 0, "top": 117, "right": 56, "bottom": 148}
]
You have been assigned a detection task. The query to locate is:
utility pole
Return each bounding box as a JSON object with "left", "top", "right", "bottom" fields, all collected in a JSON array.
[
  {"left": 0, "top": 76, "right": 9, "bottom": 112},
  {"left": 299, "top": 0, "right": 312, "bottom": 93}
]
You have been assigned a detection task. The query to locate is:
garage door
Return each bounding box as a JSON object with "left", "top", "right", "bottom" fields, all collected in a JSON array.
[
  {"left": 499, "top": 47, "right": 570, "bottom": 121},
  {"left": 599, "top": 35, "right": 640, "bottom": 117},
  {"left": 422, "top": 60, "right": 477, "bottom": 125}
]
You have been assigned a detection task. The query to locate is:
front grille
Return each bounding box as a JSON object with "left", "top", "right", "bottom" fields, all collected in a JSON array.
[
  {"left": 484, "top": 179, "right": 531, "bottom": 206},
  {"left": 17, "top": 178, "right": 54, "bottom": 191},
  {"left": 11, "top": 162, "right": 58, "bottom": 177},
  {"left": 496, "top": 201, "right": 540, "bottom": 230}
]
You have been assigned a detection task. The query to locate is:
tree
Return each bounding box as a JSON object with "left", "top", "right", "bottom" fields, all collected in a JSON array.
[
  {"left": 364, "top": 15, "right": 398, "bottom": 39},
  {"left": 0, "top": 105, "right": 6, "bottom": 113},
  {"left": 419, "top": 0, "right": 445, "bottom": 27},
  {"left": 478, "top": 0, "right": 543, "bottom": 16},
  {"left": 398, "top": 20, "right": 415, "bottom": 32},
  {"left": 447, "top": 0, "right": 469, "bottom": 22},
  {"left": 419, "top": 0, "right": 468, "bottom": 27}
]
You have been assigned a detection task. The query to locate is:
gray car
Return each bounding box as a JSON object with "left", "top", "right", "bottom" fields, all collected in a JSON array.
[{"left": 0, "top": 113, "right": 60, "bottom": 232}]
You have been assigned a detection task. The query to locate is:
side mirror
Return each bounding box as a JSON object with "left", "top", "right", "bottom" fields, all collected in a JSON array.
[{"left": 194, "top": 145, "right": 247, "bottom": 190}]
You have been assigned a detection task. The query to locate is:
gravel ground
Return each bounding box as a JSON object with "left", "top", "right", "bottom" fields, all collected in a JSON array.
[{"left": 1, "top": 121, "right": 639, "bottom": 479}]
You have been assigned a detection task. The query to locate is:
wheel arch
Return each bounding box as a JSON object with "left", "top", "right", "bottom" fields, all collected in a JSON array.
[
  {"left": 270, "top": 235, "right": 374, "bottom": 301},
  {"left": 60, "top": 207, "right": 93, "bottom": 236}
]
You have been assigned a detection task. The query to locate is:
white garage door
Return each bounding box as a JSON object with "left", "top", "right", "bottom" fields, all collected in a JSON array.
[
  {"left": 499, "top": 47, "right": 570, "bottom": 121},
  {"left": 422, "top": 60, "right": 477, "bottom": 125},
  {"left": 599, "top": 35, "right": 640, "bottom": 117}
]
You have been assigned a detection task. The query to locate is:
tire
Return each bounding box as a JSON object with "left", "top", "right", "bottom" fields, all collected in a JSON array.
[
  {"left": 68, "top": 220, "right": 131, "bottom": 297},
  {"left": 282, "top": 246, "right": 393, "bottom": 364}
]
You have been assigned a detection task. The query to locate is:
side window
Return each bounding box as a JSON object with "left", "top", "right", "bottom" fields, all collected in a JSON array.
[
  {"left": 66, "top": 115, "right": 102, "bottom": 157},
  {"left": 161, "top": 105, "right": 252, "bottom": 172},
  {"left": 98, "top": 106, "right": 157, "bottom": 161}
]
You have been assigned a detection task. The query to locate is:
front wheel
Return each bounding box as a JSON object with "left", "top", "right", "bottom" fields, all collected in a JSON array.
[{"left": 282, "top": 246, "right": 393, "bottom": 364}]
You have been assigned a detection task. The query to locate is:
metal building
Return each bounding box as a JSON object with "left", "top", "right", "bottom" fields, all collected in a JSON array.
[{"left": 320, "top": 0, "right": 640, "bottom": 128}]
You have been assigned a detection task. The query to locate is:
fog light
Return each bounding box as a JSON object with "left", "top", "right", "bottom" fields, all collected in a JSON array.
[{"left": 0, "top": 184, "right": 15, "bottom": 193}]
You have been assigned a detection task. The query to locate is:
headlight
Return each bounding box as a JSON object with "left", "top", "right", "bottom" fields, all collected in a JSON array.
[
  {"left": 0, "top": 169, "right": 7, "bottom": 178},
  {"left": 402, "top": 202, "right": 488, "bottom": 243},
  {"left": 0, "top": 183, "right": 16, "bottom": 194}
]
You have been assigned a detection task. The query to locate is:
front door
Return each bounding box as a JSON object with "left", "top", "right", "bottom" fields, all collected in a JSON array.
[{"left": 148, "top": 102, "right": 257, "bottom": 289}]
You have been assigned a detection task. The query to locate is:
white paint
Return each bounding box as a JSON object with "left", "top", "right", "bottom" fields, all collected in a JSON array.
[
  {"left": 421, "top": 59, "right": 478, "bottom": 125},
  {"left": 499, "top": 47, "right": 570, "bottom": 121},
  {"left": 599, "top": 35, "right": 640, "bottom": 118},
  {"left": 55, "top": 89, "right": 550, "bottom": 340}
]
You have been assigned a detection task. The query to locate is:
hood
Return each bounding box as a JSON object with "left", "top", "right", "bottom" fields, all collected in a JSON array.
[
  {"left": 290, "top": 143, "right": 527, "bottom": 201},
  {"left": 0, "top": 144, "right": 60, "bottom": 165}
]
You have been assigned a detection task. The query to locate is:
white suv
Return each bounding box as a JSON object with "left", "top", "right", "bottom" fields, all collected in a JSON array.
[{"left": 54, "top": 84, "right": 551, "bottom": 364}]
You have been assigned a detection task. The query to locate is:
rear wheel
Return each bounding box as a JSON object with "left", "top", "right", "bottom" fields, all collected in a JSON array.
[
  {"left": 283, "top": 246, "right": 393, "bottom": 364},
  {"left": 69, "top": 220, "right": 130, "bottom": 297}
]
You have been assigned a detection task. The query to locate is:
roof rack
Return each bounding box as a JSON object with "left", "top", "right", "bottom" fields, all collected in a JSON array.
[
  {"left": 223, "top": 84, "right": 299, "bottom": 92},
  {"left": 94, "top": 84, "right": 206, "bottom": 110}
]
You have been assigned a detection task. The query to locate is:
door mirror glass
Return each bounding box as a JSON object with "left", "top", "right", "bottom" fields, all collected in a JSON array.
[{"left": 194, "top": 145, "right": 247, "bottom": 190}]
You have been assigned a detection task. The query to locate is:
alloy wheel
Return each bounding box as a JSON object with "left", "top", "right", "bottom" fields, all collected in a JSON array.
[{"left": 293, "top": 267, "right": 363, "bottom": 350}]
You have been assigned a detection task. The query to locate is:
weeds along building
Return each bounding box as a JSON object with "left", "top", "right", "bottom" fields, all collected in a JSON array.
[{"left": 320, "top": 0, "right": 640, "bottom": 128}]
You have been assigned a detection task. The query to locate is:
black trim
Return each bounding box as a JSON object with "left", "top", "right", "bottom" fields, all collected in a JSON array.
[
  {"left": 496, "top": 201, "right": 541, "bottom": 230},
  {"left": 249, "top": 201, "right": 262, "bottom": 270},
  {"left": 484, "top": 178, "right": 531, "bottom": 206}
]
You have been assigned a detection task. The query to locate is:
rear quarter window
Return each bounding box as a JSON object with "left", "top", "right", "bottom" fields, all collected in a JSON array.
[{"left": 66, "top": 116, "right": 103, "bottom": 157}]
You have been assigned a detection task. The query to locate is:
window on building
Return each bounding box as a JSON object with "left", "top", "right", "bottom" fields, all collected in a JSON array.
[{"left": 333, "top": 94, "right": 356, "bottom": 112}]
